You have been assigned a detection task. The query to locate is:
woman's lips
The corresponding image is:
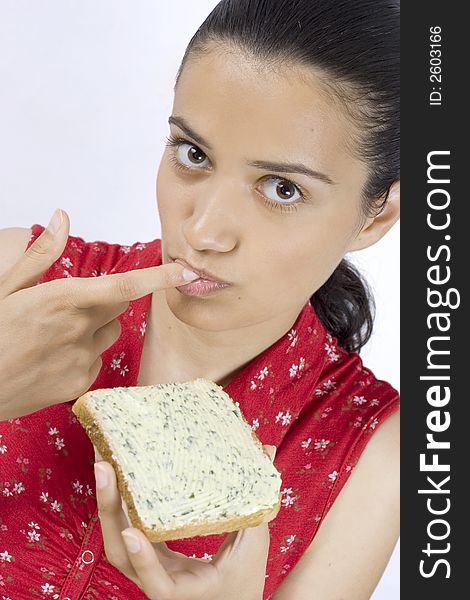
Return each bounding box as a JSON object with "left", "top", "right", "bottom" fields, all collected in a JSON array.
[
  {"left": 172, "top": 258, "right": 229, "bottom": 285},
  {"left": 176, "top": 278, "right": 232, "bottom": 296}
]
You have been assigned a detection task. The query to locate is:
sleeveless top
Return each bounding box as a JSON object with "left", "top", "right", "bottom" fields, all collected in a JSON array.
[{"left": 0, "top": 224, "right": 400, "bottom": 600}]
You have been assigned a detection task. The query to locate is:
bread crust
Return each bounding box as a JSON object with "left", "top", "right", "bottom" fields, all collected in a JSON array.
[{"left": 73, "top": 391, "right": 282, "bottom": 544}]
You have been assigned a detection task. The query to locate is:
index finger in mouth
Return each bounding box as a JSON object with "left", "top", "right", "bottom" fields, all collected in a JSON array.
[{"left": 67, "top": 262, "right": 199, "bottom": 309}]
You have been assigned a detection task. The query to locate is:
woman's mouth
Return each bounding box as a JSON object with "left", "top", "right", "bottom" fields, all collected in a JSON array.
[
  {"left": 171, "top": 257, "right": 232, "bottom": 296},
  {"left": 176, "top": 278, "right": 232, "bottom": 296}
]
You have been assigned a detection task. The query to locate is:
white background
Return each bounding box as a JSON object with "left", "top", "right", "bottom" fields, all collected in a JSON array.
[{"left": 0, "top": 1, "right": 399, "bottom": 597}]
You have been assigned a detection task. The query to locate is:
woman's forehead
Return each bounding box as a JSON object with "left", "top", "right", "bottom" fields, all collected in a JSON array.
[{"left": 173, "top": 50, "right": 363, "bottom": 181}]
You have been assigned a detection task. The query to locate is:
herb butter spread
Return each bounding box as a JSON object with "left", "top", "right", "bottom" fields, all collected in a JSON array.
[{"left": 77, "top": 378, "right": 282, "bottom": 530}]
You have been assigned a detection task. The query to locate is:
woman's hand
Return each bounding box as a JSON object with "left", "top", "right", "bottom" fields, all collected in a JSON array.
[
  {"left": 94, "top": 444, "right": 277, "bottom": 600},
  {"left": 0, "top": 208, "right": 199, "bottom": 421}
]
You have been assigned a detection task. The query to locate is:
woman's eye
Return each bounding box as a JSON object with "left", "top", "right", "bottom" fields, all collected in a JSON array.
[
  {"left": 259, "top": 177, "right": 303, "bottom": 205},
  {"left": 169, "top": 139, "right": 210, "bottom": 169},
  {"left": 165, "top": 134, "right": 307, "bottom": 212}
]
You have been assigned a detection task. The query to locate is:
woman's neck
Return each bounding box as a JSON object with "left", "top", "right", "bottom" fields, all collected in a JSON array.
[{"left": 143, "top": 290, "right": 304, "bottom": 387}]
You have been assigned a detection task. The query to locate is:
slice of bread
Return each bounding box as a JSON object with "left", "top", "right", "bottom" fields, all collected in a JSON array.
[{"left": 72, "top": 378, "right": 282, "bottom": 543}]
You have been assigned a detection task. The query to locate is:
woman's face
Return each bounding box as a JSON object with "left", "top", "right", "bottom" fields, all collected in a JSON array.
[{"left": 156, "top": 47, "right": 370, "bottom": 332}]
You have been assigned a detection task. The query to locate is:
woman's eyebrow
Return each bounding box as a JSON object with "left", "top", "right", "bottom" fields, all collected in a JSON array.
[{"left": 168, "top": 115, "right": 336, "bottom": 186}]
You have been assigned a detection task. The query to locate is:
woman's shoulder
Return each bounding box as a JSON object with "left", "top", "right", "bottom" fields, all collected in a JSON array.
[
  {"left": 313, "top": 329, "right": 399, "bottom": 411},
  {"left": 308, "top": 332, "right": 400, "bottom": 510},
  {"left": 27, "top": 224, "right": 163, "bottom": 282}
]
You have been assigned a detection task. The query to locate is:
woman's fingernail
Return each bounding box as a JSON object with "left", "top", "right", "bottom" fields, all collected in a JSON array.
[
  {"left": 182, "top": 268, "right": 199, "bottom": 282},
  {"left": 94, "top": 463, "right": 108, "bottom": 489},
  {"left": 47, "top": 208, "right": 63, "bottom": 236},
  {"left": 122, "top": 530, "right": 141, "bottom": 553}
]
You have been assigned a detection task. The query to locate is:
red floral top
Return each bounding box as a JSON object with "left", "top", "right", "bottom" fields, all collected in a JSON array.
[{"left": 0, "top": 224, "right": 400, "bottom": 600}]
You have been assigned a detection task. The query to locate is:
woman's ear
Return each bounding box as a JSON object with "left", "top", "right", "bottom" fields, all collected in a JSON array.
[{"left": 348, "top": 180, "right": 400, "bottom": 252}]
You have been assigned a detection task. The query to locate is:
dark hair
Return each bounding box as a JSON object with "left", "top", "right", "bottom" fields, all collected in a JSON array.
[{"left": 175, "top": 0, "right": 400, "bottom": 353}]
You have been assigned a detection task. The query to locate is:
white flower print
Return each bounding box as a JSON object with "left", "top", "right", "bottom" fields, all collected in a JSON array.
[
  {"left": 289, "top": 357, "right": 306, "bottom": 378},
  {"left": 109, "top": 352, "right": 129, "bottom": 376},
  {"left": 281, "top": 495, "right": 295, "bottom": 508},
  {"left": 72, "top": 480, "right": 83, "bottom": 494},
  {"left": 41, "top": 582, "right": 55, "bottom": 594},
  {"left": 283, "top": 411, "right": 292, "bottom": 426},
  {"left": 63, "top": 270, "right": 73, "bottom": 278},
  {"left": 189, "top": 553, "right": 213, "bottom": 561},
  {"left": 48, "top": 427, "right": 59, "bottom": 436},
  {"left": 328, "top": 470, "right": 339, "bottom": 482},
  {"left": 120, "top": 245, "right": 131, "bottom": 254},
  {"left": 110, "top": 357, "right": 122, "bottom": 370},
  {"left": 27, "top": 529, "right": 40, "bottom": 542},
  {"left": 0, "top": 434, "right": 7, "bottom": 455},
  {"left": 28, "top": 521, "right": 40, "bottom": 529},
  {"left": 54, "top": 437, "right": 65, "bottom": 450},
  {"left": 2, "top": 489, "right": 13, "bottom": 497},
  {"left": 251, "top": 419, "right": 260, "bottom": 431},
  {"left": 275, "top": 411, "right": 292, "bottom": 426},
  {"left": 324, "top": 334, "right": 340, "bottom": 362},
  {"left": 370, "top": 398, "right": 380, "bottom": 406},
  {"left": 314, "top": 439, "right": 330, "bottom": 450},
  {"left": 61, "top": 257, "right": 73, "bottom": 269},
  {"left": 50, "top": 500, "right": 62, "bottom": 513},
  {"left": 140, "top": 320, "right": 147, "bottom": 337},
  {"left": 40, "top": 491, "right": 49, "bottom": 502},
  {"left": 352, "top": 395, "right": 367, "bottom": 406},
  {"left": 0, "top": 550, "right": 12, "bottom": 562},
  {"left": 369, "top": 418, "right": 379, "bottom": 430},
  {"left": 301, "top": 437, "right": 312, "bottom": 449},
  {"left": 315, "top": 379, "right": 337, "bottom": 396},
  {"left": 280, "top": 486, "right": 296, "bottom": 508},
  {"left": 257, "top": 366, "right": 269, "bottom": 381},
  {"left": 289, "top": 364, "right": 298, "bottom": 378},
  {"left": 91, "top": 269, "right": 108, "bottom": 277},
  {"left": 136, "top": 243, "right": 147, "bottom": 251},
  {"left": 250, "top": 380, "right": 258, "bottom": 390},
  {"left": 354, "top": 416, "right": 364, "bottom": 428},
  {"left": 13, "top": 482, "right": 25, "bottom": 494},
  {"left": 280, "top": 534, "right": 297, "bottom": 553},
  {"left": 86, "top": 484, "right": 93, "bottom": 496},
  {"left": 287, "top": 329, "right": 298, "bottom": 348},
  {"left": 286, "top": 534, "right": 296, "bottom": 544}
]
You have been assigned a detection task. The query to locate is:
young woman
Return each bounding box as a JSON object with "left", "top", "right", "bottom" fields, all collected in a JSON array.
[{"left": 0, "top": 0, "right": 400, "bottom": 598}]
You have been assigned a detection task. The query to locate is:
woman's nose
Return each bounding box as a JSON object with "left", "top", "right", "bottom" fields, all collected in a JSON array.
[{"left": 182, "top": 180, "right": 242, "bottom": 253}]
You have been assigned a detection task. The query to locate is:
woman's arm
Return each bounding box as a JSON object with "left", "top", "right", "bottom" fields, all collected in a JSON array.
[{"left": 272, "top": 409, "right": 400, "bottom": 600}]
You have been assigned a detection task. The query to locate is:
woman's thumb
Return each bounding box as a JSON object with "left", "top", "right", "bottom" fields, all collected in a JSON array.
[
  {"left": 46, "top": 208, "right": 65, "bottom": 237},
  {"left": 1, "top": 209, "right": 70, "bottom": 296}
]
